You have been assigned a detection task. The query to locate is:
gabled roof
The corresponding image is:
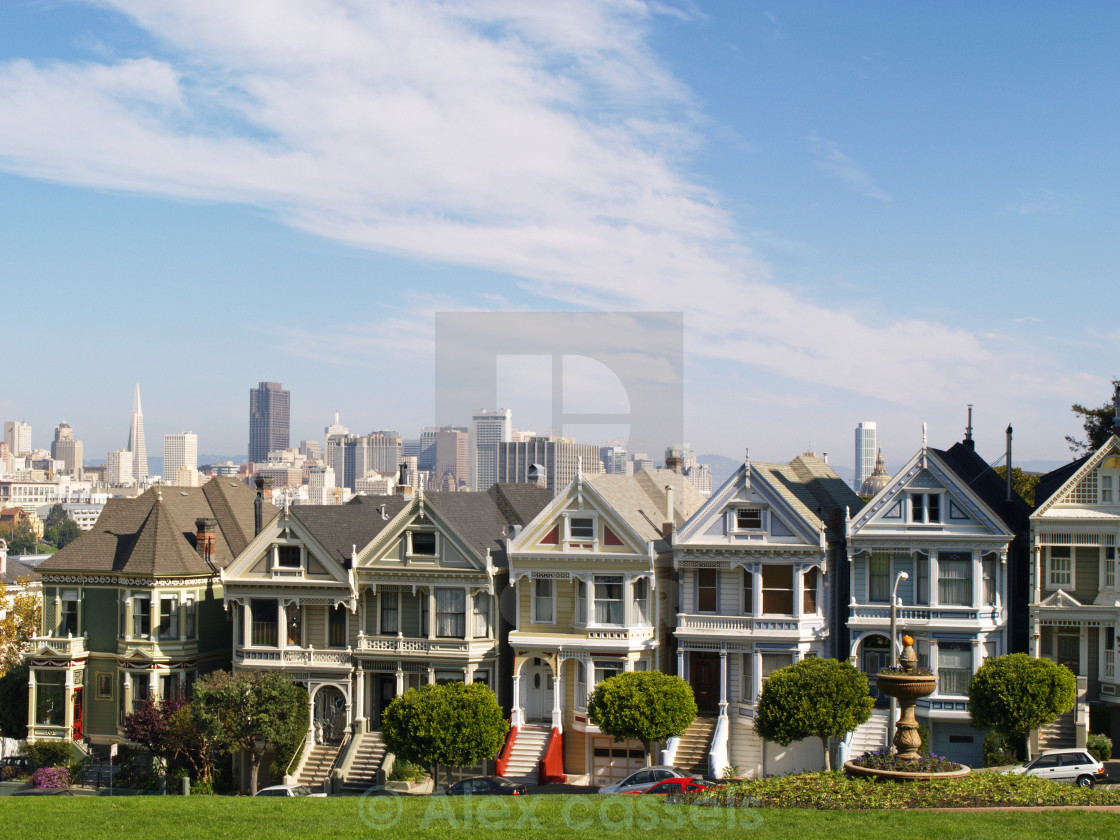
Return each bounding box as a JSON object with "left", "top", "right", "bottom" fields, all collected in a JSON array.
[
  {"left": 39, "top": 481, "right": 272, "bottom": 577},
  {"left": 1, "top": 556, "right": 39, "bottom": 586},
  {"left": 932, "top": 441, "right": 1030, "bottom": 533},
  {"left": 590, "top": 468, "right": 707, "bottom": 552},
  {"left": 851, "top": 443, "right": 1016, "bottom": 537},
  {"left": 291, "top": 496, "right": 410, "bottom": 567},
  {"left": 422, "top": 484, "right": 553, "bottom": 566},
  {"left": 1033, "top": 435, "right": 1120, "bottom": 517}
]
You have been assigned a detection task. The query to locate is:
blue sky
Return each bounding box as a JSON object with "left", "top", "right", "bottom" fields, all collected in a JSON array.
[{"left": 0, "top": 1, "right": 1116, "bottom": 474}]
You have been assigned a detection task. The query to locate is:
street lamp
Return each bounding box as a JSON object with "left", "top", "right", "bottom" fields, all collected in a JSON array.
[{"left": 888, "top": 571, "right": 909, "bottom": 748}]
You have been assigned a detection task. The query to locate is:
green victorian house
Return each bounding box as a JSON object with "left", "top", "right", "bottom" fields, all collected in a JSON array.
[{"left": 26, "top": 480, "right": 269, "bottom": 746}]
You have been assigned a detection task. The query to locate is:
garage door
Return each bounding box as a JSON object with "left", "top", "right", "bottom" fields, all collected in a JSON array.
[
  {"left": 931, "top": 723, "right": 985, "bottom": 768},
  {"left": 591, "top": 737, "right": 646, "bottom": 785}
]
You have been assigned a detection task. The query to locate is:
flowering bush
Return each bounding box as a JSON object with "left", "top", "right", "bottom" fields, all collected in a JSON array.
[
  {"left": 878, "top": 665, "right": 934, "bottom": 676},
  {"left": 850, "top": 749, "right": 962, "bottom": 773},
  {"left": 28, "top": 766, "right": 71, "bottom": 789},
  {"left": 1088, "top": 732, "right": 1113, "bottom": 762}
]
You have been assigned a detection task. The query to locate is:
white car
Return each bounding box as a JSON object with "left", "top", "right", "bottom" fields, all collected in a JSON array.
[
  {"left": 1008, "top": 748, "right": 1107, "bottom": 787},
  {"left": 597, "top": 766, "right": 682, "bottom": 795},
  {"left": 255, "top": 784, "right": 328, "bottom": 797}
]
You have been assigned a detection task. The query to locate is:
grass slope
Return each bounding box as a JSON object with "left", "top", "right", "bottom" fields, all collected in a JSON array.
[{"left": 0, "top": 795, "right": 1118, "bottom": 840}]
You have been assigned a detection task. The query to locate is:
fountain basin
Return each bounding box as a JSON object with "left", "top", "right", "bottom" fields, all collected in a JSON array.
[{"left": 875, "top": 673, "right": 938, "bottom": 702}]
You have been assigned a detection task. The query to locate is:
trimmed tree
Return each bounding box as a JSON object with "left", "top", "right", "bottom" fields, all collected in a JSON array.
[
  {"left": 380, "top": 681, "right": 508, "bottom": 789},
  {"left": 968, "top": 653, "right": 1076, "bottom": 758},
  {"left": 124, "top": 694, "right": 185, "bottom": 775},
  {"left": 754, "top": 657, "right": 873, "bottom": 771},
  {"left": 586, "top": 671, "right": 697, "bottom": 767},
  {"left": 191, "top": 670, "right": 309, "bottom": 795},
  {"left": 0, "top": 575, "right": 41, "bottom": 676}
]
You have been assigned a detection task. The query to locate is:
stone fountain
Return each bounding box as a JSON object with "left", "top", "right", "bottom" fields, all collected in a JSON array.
[{"left": 844, "top": 634, "right": 970, "bottom": 780}]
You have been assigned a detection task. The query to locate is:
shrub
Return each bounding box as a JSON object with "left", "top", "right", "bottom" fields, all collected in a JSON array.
[
  {"left": 850, "top": 749, "right": 961, "bottom": 773},
  {"left": 1088, "top": 732, "right": 1113, "bottom": 762},
  {"left": 982, "top": 731, "right": 1017, "bottom": 767},
  {"left": 388, "top": 759, "right": 428, "bottom": 783},
  {"left": 917, "top": 722, "right": 930, "bottom": 756},
  {"left": 191, "top": 779, "right": 215, "bottom": 795},
  {"left": 968, "top": 654, "right": 1076, "bottom": 741},
  {"left": 22, "top": 740, "right": 74, "bottom": 768},
  {"left": 722, "top": 764, "right": 742, "bottom": 780},
  {"left": 28, "top": 766, "right": 70, "bottom": 789}
]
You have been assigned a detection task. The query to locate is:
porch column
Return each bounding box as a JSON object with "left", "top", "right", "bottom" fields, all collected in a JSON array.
[
  {"left": 752, "top": 567, "right": 762, "bottom": 615},
  {"left": 307, "top": 694, "right": 316, "bottom": 746},
  {"left": 718, "top": 648, "right": 728, "bottom": 716},
  {"left": 971, "top": 550, "right": 981, "bottom": 608},
  {"left": 462, "top": 666, "right": 472, "bottom": 684},
  {"left": 27, "top": 669, "right": 35, "bottom": 733},
  {"left": 122, "top": 674, "right": 132, "bottom": 726},
  {"left": 551, "top": 661, "right": 563, "bottom": 731},
  {"left": 792, "top": 565, "right": 803, "bottom": 619},
  {"left": 277, "top": 599, "right": 287, "bottom": 648},
  {"left": 464, "top": 588, "right": 473, "bottom": 641},
  {"left": 511, "top": 673, "right": 523, "bottom": 727},
  {"left": 395, "top": 669, "right": 404, "bottom": 695},
  {"left": 427, "top": 666, "right": 435, "bottom": 685},
  {"left": 428, "top": 589, "right": 436, "bottom": 641},
  {"left": 929, "top": 551, "right": 940, "bottom": 607},
  {"left": 242, "top": 600, "right": 252, "bottom": 647},
  {"left": 354, "top": 666, "right": 365, "bottom": 728},
  {"left": 1080, "top": 625, "right": 1089, "bottom": 677}
]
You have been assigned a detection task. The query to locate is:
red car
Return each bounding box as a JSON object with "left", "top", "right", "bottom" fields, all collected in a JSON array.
[{"left": 624, "top": 777, "right": 720, "bottom": 795}]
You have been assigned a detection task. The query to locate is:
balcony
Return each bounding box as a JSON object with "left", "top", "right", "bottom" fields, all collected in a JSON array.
[
  {"left": 236, "top": 646, "right": 353, "bottom": 668},
  {"left": 676, "top": 613, "right": 814, "bottom": 636},
  {"left": 355, "top": 635, "right": 478, "bottom": 657},
  {"left": 848, "top": 604, "right": 1002, "bottom": 625},
  {"left": 116, "top": 637, "right": 201, "bottom": 659},
  {"left": 29, "top": 635, "right": 87, "bottom": 658}
]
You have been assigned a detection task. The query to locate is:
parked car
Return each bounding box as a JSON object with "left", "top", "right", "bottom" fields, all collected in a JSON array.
[
  {"left": 254, "top": 784, "right": 328, "bottom": 797},
  {"left": 623, "top": 777, "right": 719, "bottom": 796},
  {"left": 1007, "top": 748, "right": 1107, "bottom": 787},
  {"left": 443, "top": 776, "right": 527, "bottom": 796},
  {"left": 0, "top": 756, "right": 37, "bottom": 776},
  {"left": 597, "top": 766, "right": 682, "bottom": 795}
]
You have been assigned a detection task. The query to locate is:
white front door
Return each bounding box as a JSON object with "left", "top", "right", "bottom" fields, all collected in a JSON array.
[{"left": 526, "top": 662, "right": 554, "bottom": 722}]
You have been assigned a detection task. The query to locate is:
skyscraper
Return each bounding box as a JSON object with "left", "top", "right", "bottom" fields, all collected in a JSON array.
[
  {"left": 469, "top": 408, "right": 512, "bottom": 492},
  {"left": 4, "top": 420, "right": 32, "bottom": 456},
  {"left": 164, "top": 432, "right": 199, "bottom": 486},
  {"left": 854, "top": 421, "right": 878, "bottom": 493},
  {"left": 127, "top": 383, "right": 149, "bottom": 482},
  {"left": 51, "top": 421, "right": 83, "bottom": 477},
  {"left": 249, "top": 381, "right": 290, "bottom": 464}
]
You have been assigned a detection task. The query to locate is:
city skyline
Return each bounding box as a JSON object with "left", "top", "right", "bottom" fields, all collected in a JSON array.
[{"left": 0, "top": 4, "right": 1116, "bottom": 466}]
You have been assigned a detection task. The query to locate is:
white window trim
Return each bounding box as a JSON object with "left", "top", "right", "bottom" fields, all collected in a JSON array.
[
  {"left": 801, "top": 565, "right": 821, "bottom": 615},
  {"left": 1100, "top": 470, "right": 1120, "bottom": 505},
  {"left": 1101, "top": 546, "right": 1117, "bottom": 592},
  {"left": 590, "top": 575, "right": 626, "bottom": 627},
  {"left": 1046, "top": 546, "right": 1074, "bottom": 590},
  {"left": 272, "top": 541, "right": 304, "bottom": 573},
  {"left": 729, "top": 506, "right": 766, "bottom": 533},
  {"left": 631, "top": 575, "right": 652, "bottom": 627},
  {"left": 907, "top": 491, "right": 946, "bottom": 525},
  {"left": 406, "top": 530, "right": 440, "bottom": 559},
  {"left": 531, "top": 577, "right": 557, "bottom": 625},
  {"left": 562, "top": 513, "right": 599, "bottom": 551}
]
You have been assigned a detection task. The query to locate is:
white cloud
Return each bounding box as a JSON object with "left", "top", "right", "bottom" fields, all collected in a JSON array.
[
  {"left": 0, "top": 0, "right": 1085, "bottom": 434},
  {"left": 1007, "top": 188, "right": 1076, "bottom": 217}
]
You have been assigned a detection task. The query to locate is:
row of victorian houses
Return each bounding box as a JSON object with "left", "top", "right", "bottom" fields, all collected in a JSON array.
[{"left": 22, "top": 404, "right": 1120, "bottom": 788}]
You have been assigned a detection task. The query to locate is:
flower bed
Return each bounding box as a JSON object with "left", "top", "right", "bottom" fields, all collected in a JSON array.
[
  {"left": 28, "top": 766, "right": 71, "bottom": 790},
  {"left": 679, "top": 770, "right": 1120, "bottom": 810},
  {"left": 848, "top": 749, "right": 961, "bottom": 773},
  {"left": 878, "top": 664, "right": 934, "bottom": 676}
]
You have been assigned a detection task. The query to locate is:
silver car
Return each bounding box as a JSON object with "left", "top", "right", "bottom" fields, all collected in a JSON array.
[
  {"left": 1008, "top": 748, "right": 1107, "bottom": 787},
  {"left": 597, "top": 766, "right": 682, "bottom": 795}
]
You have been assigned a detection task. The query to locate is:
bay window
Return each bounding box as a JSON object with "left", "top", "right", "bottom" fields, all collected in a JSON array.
[
  {"left": 286, "top": 603, "right": 302, "bottom": 646},
  {"left": 59, "top": 591, "right": 79, "bottom": 636},
  {"left": 594, "top": 576, "right": 624, "bottom": 625},
  {"left": 696, "top": 569, "right": 718, "bottom": 613},
  {"left": 575, "top": 579, "right": 587, "bottom": 625},
  {"left": 435, "top": 588, "right": 465, "bottom": 638},
  {"left": 938, "top": 552, "right": 972, "bottom": 606},
  {"left": 1048, "top": 547, "right": 1072, "bottom": 587},
  {"left": 533, "top": 579, "right": 554, "bottom": 623},
  {"left": 982, "top": 554, "right": 998, "bottom": 606},
  {"left": 132, "top": 594, "right": 151, "bottom": 639},
  {"left": 802, "top": 567, "right": 819, "bottom": 614},
  {"left": 869, "top": 553, "right": 889, "bottom": 603},
  {"left": 742, "top": 569, "right": 754, "bottom": 615},
  {"left": 473, "top": 592, "right": 491, "bottom": 638},
  {"left": 328, "top": 604, "right": 347, "bottom": 647},
  {"left": 159, "top": 595, "right": 178, "bottom": 639},
  {"left": 761, "top": 565, "right": 793, "bottom": 614},
  {"left": 937, "top": 642, "right": 971, "bottom": 695},
  {"left": 251, "top": 599, "right": 278, "bottom": 646},
  {"left": 380, "top": 591, "right": 399, "bottom": 634},
  {"left": 632, "top": 577, "right": 650, "bottom": 625}
]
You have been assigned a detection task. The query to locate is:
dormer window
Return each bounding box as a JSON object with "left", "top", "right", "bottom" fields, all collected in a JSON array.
[
  {"left": 277, "top": 545, "right": 301, "bottom": 567},
  {"left": 736, "top": 508, "right": 763, "bottom": 530},
  {"left": 909, "top": 493, "right": 942, "bottom": 524},
  {"left": 569, "top": 518, "right": 594, "bottom": 540},
  {"left": 409, "top": 531, "right": 437, "bottom": 556}
]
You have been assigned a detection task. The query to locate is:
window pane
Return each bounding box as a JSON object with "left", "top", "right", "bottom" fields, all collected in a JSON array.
[
  {"left": 412, "top": 532, "right": 436, "bottom": 555},
  {"left": 277, "top": 545, "right": 300, "bottom": 567},
  {"left": 570, "top": 518, "right": 594, "bottom": 539},
  {"left": 436, "top": 588, "right": 465, "bottom": 638},
  {"left": 761, "top": 565, "right": 793, "bottom": 615},
  {"left": 533, "top": 579, "right": 553, "bottom": 623},
  {"left": 736, "top": 508, "right": 762, "bottom": 529},
  {"left": 697, "top": 569, "right": 718, "bottom": 612},
  {"left": 380, "top": 593, "right": 398, "bottom": 634},
  {"left": 802, "top": 567, "right": 818, "bottom": 614},
  {"left": 869, "top": 554, "right": 889, "bottom": 602},
  {"left": 287, "top": 603, "right": 302, "bottom": 646},
  {"left": 938, "top": 555, "right": 972, "bottom": 606},
  {"left": 473, "top": 592, "right": 491, "bottom": 638},
  {"left": 743, "top": 570, "right": 754, "bottom": 615},
  {"left": 329, "top": 605, "right": 347, "bottom": 646}
]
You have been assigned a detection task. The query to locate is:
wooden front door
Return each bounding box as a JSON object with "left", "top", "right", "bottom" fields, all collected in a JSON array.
[{"left": 690, "top": 652, "right": 720, "bottom": 714}]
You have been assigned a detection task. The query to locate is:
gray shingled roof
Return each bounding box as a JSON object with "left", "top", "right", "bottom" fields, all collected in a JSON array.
[
  {"left": 1, "top": 556, "right": 39, "bottom": 586},
  {"left": 590, "top": 468, "right": 707, "bottom": 552},
  {"left": 294, "top": 495, "right": 410, "bottom": 566},
  {"left": 752, "top": 454, "right": 861, "bottom": 536},
  {"left": 39, "top": 481, "right": 270, "bottom": 577},
  {"left": 424, "top": 484, "right": 553, "bottom": 567}
]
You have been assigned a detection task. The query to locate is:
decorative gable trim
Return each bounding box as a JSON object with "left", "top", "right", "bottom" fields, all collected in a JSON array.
[
  {"left": 1040, "top": 589, "right": 1083, "bottom": 609},
  {"left": 1034, "top": 436, "right": 1120, "bottom": 517}
]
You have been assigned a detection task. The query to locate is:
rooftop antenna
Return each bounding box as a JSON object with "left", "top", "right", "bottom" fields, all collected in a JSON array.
[{"left": 965, "top": 405, "right": 974, "bottom": 443}]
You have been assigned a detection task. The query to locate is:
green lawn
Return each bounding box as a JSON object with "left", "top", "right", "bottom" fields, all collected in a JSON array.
[{"left": 1, "top": 796, "right": 1118, "bottom": 840}]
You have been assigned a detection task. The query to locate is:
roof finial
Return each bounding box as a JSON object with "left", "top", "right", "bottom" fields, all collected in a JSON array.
[
  {"left": 922, "top": 422, "right": 927, "bottom": 448},
  {"left": 156, "top": 480, "right": 162, "bottom": 504}
]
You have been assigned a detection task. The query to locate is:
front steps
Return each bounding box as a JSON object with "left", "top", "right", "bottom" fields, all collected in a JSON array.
[
  {"left": 296, "top": 743, "right": 338, "bottom": 792},
  {"left": 502, "top": 723, "right": 550, "bottom": 783},
  {"left": 674, "top": 715, "right": 717, "bottom": 778},
  {"left": 849, "top": 707, "right": 890, "bottom": 756},
  {"left": 338, "top": 732, "right": 388, "bottom": 795}
]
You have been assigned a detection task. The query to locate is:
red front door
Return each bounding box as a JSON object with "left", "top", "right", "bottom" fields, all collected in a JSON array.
[{"left": 72, "top": 687, "right": 83, "bottom": 740}]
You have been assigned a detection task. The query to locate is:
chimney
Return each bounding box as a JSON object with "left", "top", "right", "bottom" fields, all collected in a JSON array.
[
  {"left": 195, "top": 517, "right": 217, "bottom": 561},
  {"left": 1005, "top": 425, "right": 1013, "bottom": 503},
  {"left": 254, "top": 474, "right": 270, "bottom": 535},
  {"left": 528, "top": 463, "right": 546, "bottom": 489},
  {"left": 662, "top": 484, "right": 675, "bottom": 539},
  {"left": 397, "top": 463, "right": 413, "bottom": 498},
  {"left": 665, "top": 455, "right": 683, "bottom": 474},
  {"left": 964, "top": 404, "right": 975, "bottom": 450}
]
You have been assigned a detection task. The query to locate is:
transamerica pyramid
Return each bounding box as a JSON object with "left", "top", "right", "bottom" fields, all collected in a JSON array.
[{"left": 127, "top": 382, "right": 149, "bottom": 482}]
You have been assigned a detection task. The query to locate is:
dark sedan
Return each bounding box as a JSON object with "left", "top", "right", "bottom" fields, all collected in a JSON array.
[{"left": 444, "top": 776, "right": 527, "bottom": 796}]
